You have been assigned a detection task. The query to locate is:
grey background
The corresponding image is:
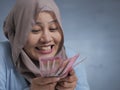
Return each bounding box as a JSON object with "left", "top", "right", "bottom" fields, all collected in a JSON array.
[{"left": 0, "top": 0, "right": 120, "bottom": 90}]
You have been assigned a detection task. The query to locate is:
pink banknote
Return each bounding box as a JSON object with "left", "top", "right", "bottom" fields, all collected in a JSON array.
[{"left": 39, "top": 54, "right": 85, "bottom": 78}]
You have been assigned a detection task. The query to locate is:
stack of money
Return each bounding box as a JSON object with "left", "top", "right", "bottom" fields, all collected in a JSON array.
[{"left": 39, "top": 54, "right": 85, "bottom": 78}]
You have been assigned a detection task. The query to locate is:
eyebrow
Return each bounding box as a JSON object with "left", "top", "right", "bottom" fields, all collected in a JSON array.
[
  {"left": 35, "top": 19, "right": 57, "bottom": 25},
  {"left": 48, "top": 19, "right": 57, "bottom": 24}
]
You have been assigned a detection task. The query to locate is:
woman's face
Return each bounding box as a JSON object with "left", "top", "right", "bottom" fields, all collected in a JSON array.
[{"left": 23, "top": 12, "right": 62, "bottom": 61}]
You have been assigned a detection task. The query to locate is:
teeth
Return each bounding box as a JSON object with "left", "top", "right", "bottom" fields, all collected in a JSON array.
[{"left": 38, "top": 46, "right": 51, "bottom": 50}]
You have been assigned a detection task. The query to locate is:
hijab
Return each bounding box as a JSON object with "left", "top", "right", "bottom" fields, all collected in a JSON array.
[{"left": 3, "top": 0, "right": 67, "bottom": 83}]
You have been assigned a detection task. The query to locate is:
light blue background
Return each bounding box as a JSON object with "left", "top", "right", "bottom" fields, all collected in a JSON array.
[{"left": 0, "top": 0, "right": 120, "bottom": 90}]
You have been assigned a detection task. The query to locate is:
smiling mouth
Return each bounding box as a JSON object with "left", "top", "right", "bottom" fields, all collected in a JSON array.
[{"left": 35, "top": 45, "right": 54, "bottom": 54}]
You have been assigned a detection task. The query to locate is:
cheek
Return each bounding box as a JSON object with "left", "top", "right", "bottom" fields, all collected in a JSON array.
[
  {"left": 23, "top": 35, "right": 38, "bottom": 58},
  {"left": 54, "top": 33, "right": 62, "bottom": 44},
  {"left": 26, "top": 34, "right": 39, "bottom": 47}
]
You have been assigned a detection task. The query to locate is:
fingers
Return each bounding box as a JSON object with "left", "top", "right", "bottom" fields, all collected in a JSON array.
[
  {"left": 59, "top": 81, "right": 76, "bottom": 88},
  {"left": 31, "top": 77, "right": 58, "bottom": 90},
  {"left": 56, "top": 69, "right": 77, "bottom": 90},
  {"left": 49, "top": 82, "right": 57, "bottom": 90},
  {"left": 69, "top": 69, "right": 75, "bottom": 75},
  {"left": 31, "top": 82, "right": 57, "bottom": 90},
  {"left": 56, "top": 81, "right": 76, "bottom": 90},
  {"left": 60, "top": 69, "right": 78, "bottom": 83},
  {"left": 32, "top": 77, "right": 60, "bottom": 85}
]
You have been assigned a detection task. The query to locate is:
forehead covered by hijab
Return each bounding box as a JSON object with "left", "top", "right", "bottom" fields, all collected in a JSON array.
[{"left": 3, "top": 0, "right": 64, "bottom": 64}]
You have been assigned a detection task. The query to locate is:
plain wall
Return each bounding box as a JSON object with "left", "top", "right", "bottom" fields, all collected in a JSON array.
[{"left": 0, "top": 0, "right": 120, "bottom": 90}]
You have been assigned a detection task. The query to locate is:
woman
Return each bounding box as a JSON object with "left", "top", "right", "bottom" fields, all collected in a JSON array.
[{"left": 0, "top": 0, "right": 90, "bottom": 90}]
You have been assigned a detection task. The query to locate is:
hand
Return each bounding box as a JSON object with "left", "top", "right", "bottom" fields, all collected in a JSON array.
[
  {"left": 56, "top": 69, "right": 78, "bottom": 90},
  {"left": 30, "top": 77, "right": 60, "bottom": 90}
]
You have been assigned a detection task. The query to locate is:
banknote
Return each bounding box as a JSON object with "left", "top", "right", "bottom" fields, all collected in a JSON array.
[{"left": 39, "top": 54, "right": 85, "bottom": 78}]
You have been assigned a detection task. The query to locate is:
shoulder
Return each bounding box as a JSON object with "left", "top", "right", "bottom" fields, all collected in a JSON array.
[
  {"left": 0, "top": 41, "right": 11, "bottom": 61},
  {"left": 0, "top": 41, "right": 12, "bottom": 89},
  {"left": 0, "top": 41, "right": 11, "bottom": 56},
  {"left": 0, "top": 41, "right": 13, "bottom": 66},
  {"left": 0, "top": 41, "right": 29, "bottom": 90}
]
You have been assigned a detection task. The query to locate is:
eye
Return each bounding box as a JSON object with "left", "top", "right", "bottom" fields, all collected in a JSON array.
[
  {"left": 31, "top": 29, "right": 41, "bottom": 34},
  {"left": 49, "top": 27, "right": 58, "bottom": 32},
  {"left": 32, "top": 24, "right": 42, "bottom": 34}
]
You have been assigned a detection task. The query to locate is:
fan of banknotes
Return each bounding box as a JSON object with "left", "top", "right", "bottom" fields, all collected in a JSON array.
[{"left": 39, "top": 54, "right": 86, "bottom": 78}]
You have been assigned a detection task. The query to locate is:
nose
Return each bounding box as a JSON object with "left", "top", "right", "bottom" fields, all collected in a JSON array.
[{"left": 40, "top": 30, "right": 52, "bottom": 43}]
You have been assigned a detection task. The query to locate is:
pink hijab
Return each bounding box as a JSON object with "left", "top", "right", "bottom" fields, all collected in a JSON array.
[{"left": 3, "top": 0, "right": 67, "bottom": 83}]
